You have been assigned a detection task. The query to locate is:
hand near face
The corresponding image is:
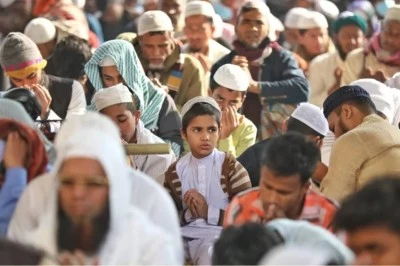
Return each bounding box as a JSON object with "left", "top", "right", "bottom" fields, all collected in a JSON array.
[
  {"left": 220, "top": 106, "right": 241, "bottom": 139},
  {"left": 263, "top": 203, "right": 286, "bottom": 223},
  {"left": 150, "top": 78, "right": 169, "bottom": 93},
  {"left": 328, "top": 67, "right": 343, "bottom": 95},
  {"left": 193, "top": 53, "right": 211, "bottom": 73},
  {"left": 184, "top": 189, "right": 208, "bottom": 219},
  {"left": 31, "top": 84, "right": 52, "bottom": 119},
  {"left": 3, "top": 131, "right": 28, "bottom": 169},
  {"left": 361, "top": 67, "right": 389, "bottom": 83},
  {"left": 58, "top": 250, "right": 97, "bottom": 265}
]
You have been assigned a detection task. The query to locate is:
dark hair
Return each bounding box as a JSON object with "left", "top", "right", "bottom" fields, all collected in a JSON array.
[
  {"left": 287, "top": 117, "right": 325, "bottom": 138},
  {"left": 261, "top": 132, "right": 320, "bottom": 184},
  {"left": 125, "top": 102, "right": 137, "bottom": 112},
  {"left": 333, "top": 176, "right": 400, "bottom": 234},
  {"left": 209, "top": 83, "right": 247, "bottom": 97},
  {"left": 335, "top": 97, "right": 377, "bottom": 116},
  {"left": 49, "top": 35, "right": 92, "bottom": 80},
  {"left": 182, "top": 102, "right": 221, "bottom": 132},
  {"left": 299, "top": 29, "right": 309, "bottom": 35},
  {"left": 212, "top": 223, "right": 284, "bottom": 265},
  {"left": 147, "top": 31, "right": 170, "bottom": 36}
]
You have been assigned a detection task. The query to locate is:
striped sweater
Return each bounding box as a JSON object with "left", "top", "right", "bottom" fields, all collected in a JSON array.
[{"left": 164, "top": 152, "right": 252, "bottom": 226}]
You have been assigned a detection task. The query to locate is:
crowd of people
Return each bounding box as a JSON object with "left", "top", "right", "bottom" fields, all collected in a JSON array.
[{"left": 1, "top": 0, "right": 400, "bottom": 265}]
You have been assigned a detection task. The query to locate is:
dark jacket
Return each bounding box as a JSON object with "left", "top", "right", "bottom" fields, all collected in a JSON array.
[
  {"left": 237, "top": 138, "right": 270, "bottom": 187},
  {"left": 210, "top": 47, "right": 309, "bottom": 105}
]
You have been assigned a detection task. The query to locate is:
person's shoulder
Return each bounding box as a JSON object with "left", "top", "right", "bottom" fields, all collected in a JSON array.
[
  {"left": 310, "top": 52, "right": 336, "bottom": 66},
  {"left": 234, "top": 186, "right": 260, "bottom": 201},
  {"left": 210, "top": 39, "right": 231, "bottom": 54},
  {"left": 307, "top": 189, "right": 339, "bottom": 209},
  {"left": 346, "top": 47, "right": 364, "bottom": 61},
  {"left": 47, "top": 74, "right": 74, "bottom": 85},
  {"left": 242, "top": 116, "right": 257, "bottom": 130}
]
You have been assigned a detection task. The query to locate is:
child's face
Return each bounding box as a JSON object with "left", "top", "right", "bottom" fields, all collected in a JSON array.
[
  {"left": 182, "top": 115, "right": 220, "bottom": 159},
  {"left": 298, "top": 27, "right": 328, "bottom": 57},
  {"left": 100, "top": 104, "right": 140, "bottom": 143},
  {"left": 211, "top": 87, "right": 245, "bottom": 112}
]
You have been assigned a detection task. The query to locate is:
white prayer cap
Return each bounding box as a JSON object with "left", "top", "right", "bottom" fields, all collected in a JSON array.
[
  {"left": 350, "top": 79, "right": 395, "bottom": 123},
  {"left": 137, "top": 10, "right": 174, "bottom": 36},
  {"left": 386, "top": 72, "right": 400, "bottom": 89},
  {"left": 259, "top": 245, "right": 333, "bottom": 265},
  {"left": 214, "top": 64, "right": 249, "bottom": 92},
  {"left": 238, "top": 0, "right": 271, "bottom": 20},
  {"left": 269, "top": 14, "right": 284, "bottom": 41},
  {"left": 385, "top": 5, "right": 400, "bottom": 22},
  {"left": 315, "top": 0, "right": 340, "bottom": 20},
  {"left": 93, "top": 84, "right": 134, "bottom": 111},
  {"left": 99, "top": 55, "right": 116, "bottom": 67},
  {"left": 291, "top": 103, "right": 329, "bottom": 136},
  {"left": 181, "top": 96, "right": 221, "bottom": 118},
  {"left": 185, "top": 1, "right": 215, "bottom": 18},
  {"left": 284, "top": 7, "right": 310, "bottom": 28},
  {"left": 297, "top": 11, "right": 329, "bottom": 29},
  {"left": 24, "top": 18, "right": 57, "bottom": 45}
]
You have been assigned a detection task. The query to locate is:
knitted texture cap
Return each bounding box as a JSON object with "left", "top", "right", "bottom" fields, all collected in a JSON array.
[
  {"left": 0, "top": 32, "right": 45, "bottom": 76},
  {"left": 323, "top": 85, "right": 372, "bottom": 118}
]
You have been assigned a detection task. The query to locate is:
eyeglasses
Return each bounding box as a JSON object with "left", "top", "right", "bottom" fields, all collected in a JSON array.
[{"left": 59, "top": 176, "right": 109, "bottom": 188}]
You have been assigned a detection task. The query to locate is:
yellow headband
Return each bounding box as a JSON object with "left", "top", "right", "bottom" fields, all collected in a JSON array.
[{"left": 5, "top": 60, "right": 47, "bottom": 79}]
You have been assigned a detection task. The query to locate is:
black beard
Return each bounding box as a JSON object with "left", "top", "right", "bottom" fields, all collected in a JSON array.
[{"left": 57, "top": 201, "right": 110, "bottom": 255}]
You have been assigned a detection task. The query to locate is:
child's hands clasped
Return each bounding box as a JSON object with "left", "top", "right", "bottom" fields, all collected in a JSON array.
[{"left": 184, "top": 189, "right": 208, "bottom": 219}]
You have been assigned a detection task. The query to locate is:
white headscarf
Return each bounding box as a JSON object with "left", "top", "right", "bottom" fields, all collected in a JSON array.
[{"left": 26, "top": 112, "right": 179, "bottom": 264}]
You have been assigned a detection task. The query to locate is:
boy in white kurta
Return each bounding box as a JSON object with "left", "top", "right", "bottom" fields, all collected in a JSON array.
[
  {"left": 93, "top": 84, "right": 175, "bottom": 184},
  {"left": 164, "top": 96, "right": 251, "bottom": 265}
]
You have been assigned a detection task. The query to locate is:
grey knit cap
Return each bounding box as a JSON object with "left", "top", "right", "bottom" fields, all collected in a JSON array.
[{"left": 0, "top": 32, "right": 43, "bottom": 72}]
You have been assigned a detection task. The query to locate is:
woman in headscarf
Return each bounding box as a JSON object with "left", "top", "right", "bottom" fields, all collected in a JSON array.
[
  {"left": 85, "top": 39, "right": 183, "bottom": 157},
  {"left": 0, "top": 112, "right": 48, "bottom": 234},
  {"left": 0, "top": 99, "right": 56, "bottom": 163}
]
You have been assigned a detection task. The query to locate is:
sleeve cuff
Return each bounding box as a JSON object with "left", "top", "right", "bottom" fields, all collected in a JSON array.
[{"left": 207, "top": 205, "right": 220, "bottom": 225}]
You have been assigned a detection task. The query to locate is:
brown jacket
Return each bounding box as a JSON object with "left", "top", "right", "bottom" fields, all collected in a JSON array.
[
  {"left": 124, "top": 34, "right": 206, "bottom": 110},
  {"left": 164, "top": 152, "right": 252, "bottom": 226}
]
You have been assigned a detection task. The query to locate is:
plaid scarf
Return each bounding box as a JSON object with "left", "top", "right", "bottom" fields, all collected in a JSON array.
[{"left": 367, "top": 33, "right": 400, "bottom": 67}]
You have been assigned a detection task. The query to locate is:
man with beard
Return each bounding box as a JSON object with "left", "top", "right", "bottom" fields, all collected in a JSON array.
[
  {"left": 14, "top": 112, "right": 182, "bottom": 264},
  {"left": 342, "top": 5, "right": 400, "bottom": 84},
  {"left": 321, "top": 85, "right": 400, "bottom": 202},
  {"left": 210, "top": 0, "right": 308, "bottom": 138},
  {"left": 224, "top": 133, "right": 337, "bottom": 230},
  {"left": 309, "top": 12, "right": 367, "bottom": 107},
  {"left": 134, "top": 10, "right": 206, "bottom": 110}
]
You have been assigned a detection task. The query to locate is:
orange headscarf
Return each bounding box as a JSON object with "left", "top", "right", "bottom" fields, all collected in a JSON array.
[
  {"left": 0, "top": 119, "right": 48, "bottom": 182},
  {"left": 33, "top": 0, "right": 57, "bottom": 17}
]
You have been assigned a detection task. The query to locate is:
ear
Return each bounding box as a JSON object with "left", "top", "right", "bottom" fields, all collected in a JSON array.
[
  {"left": 180, "top": 128, "right": 187, "bottom": 141},
  {"left": 315, "top": 136, "right": 323, "bottom": 149},
  {"left": 282, "top": 118, "right": 288, "bottom": 133},
  {"left": 342, "top": 104, "right": 352, "bottom": 119},
  {"left": 211, "top": 24, "right": 216, "bottom": 34},
  {"left": 208, "top": 88, "right": 212, "bottom": 96},
  {"left": 135, "top": 110, "right": 141, "bottom": 122},
  {"left": 303, "top": 180, "right": 311, "bottom": 192}
]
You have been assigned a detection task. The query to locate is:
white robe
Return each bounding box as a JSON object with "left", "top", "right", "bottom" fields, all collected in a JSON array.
[
  {"left": 129, "top": 120, "right": 176, "bottom": 184},
  {"left": 8, "top": 113, "right": 183, "bottom": 264}
]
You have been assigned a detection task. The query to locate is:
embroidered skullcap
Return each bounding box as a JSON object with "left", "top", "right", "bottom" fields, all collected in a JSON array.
[
  {"left": 385, "top": 5, "right": 400, "bottom": 21},
  {"left": 93, "top": 84, "right": 134, "bottom": 111},
  {"left": 185, "top": 1, "right": 215, "bottom": 18},
  {"left": 323, "top": 85, "right": 372, "bottom": 118},
  {"left": 297, "top": 11, "right": 328, "bottom": 29},
  {"left": 284, "top": 7, "right": 309, "bottom": 28},
  {"left": 214, "top": 64, "right": 249, "bottom": 92},
  {"left": 137, "top": 10, "right": 174, "bottom": 36},
  {"left": 24, "top": 18, "right": 57, "bottom": 45},
  {"left": 181, "top": 96, "right": 221, "bottom": 118},
  {"left": 291, "top": 103, "right": 329, "bottom": 136},
  {"left": 99, "top": 55, "right": 116, "bottom": 67}
]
